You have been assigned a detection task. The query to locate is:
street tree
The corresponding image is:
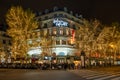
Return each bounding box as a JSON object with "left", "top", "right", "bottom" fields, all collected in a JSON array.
[
  {"left": 39, "top": 29, "right": 53, "bottom": 58},
  {"left": 6, "top": 6, "right": 38, "bottom": 60}
]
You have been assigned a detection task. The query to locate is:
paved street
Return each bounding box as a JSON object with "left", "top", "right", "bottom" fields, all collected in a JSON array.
[
  {"left": 0, "top": 69, "right": 87, "bottom": 80},
  {"left": 0, "top": 67, "right": 120, "bottom": 80},
  {"left": 69, "top": 69, "right": 120, "bottom": 80}
]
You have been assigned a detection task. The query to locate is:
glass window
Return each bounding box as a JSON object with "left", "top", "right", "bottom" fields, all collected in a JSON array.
[
  {"left": 37, "top": 32, "right": 40, "bottom": 37},
  {"left": 38, "top": 18, "right": 41, "bottom": 21},
  {"left": 60, "top": 28, "right": 63, "bottom": 35},
  {"left": 3, "top": 40, "right": 6, "bottom": 44},
  {"left": 68, "top": 39, "right": 71, "bottom": 45},
  {"left": 64, "top": 15, "right": 67, "bottom": 18},
  {"left": 70, "top": 29, "right": 73, "bottom": 35},
  {"left": 44, "top": 23, "right": 47, "bottom": 28},
  {"left": 44, "top": 29, "right": 48, "bottom": 36},
  {"left": 49, "top": 29, "right": 52, "bottom": 35},
  {"left": 56, "top": 40, "right": 60, "bottom": 45},
  {"left": 66, "top": 28, "right": 69, "bottom": 35},
  {"left": 59, "top": 14, "right": 63, "bottom": 17},
  {"left": 9, "top": 40, "right": 11, "bottom": 45},
  {"left": 54, "top": 14, "right": 57, "bottom": 17},
  {"left": 45, "top": 16, "right": 48, "bottom": 19},
  {"left": 63, "top": 28, "right": 66, "bottom": 35},
  {"left": 53, "top": 28, "right": 57, "bottom": 35},
  {"left": 62, "top": 40, "right": 66, "bottom": 45}
]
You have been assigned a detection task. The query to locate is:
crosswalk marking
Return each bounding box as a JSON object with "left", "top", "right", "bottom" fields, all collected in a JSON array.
[
  {"left": 94, "top": 75, "right": 118, "bottom": 80},
  {"left": 111, "top": 77, "right": 120, "bottom": 80},
  {"left": 69, "top": 70, "right": 120, "bottom": 80},
  {"left": 83, "top": 73, "right": 105, "bottom": 77},
  {"left": 86, "top": 74, "right": 109, "bottom": 79}
]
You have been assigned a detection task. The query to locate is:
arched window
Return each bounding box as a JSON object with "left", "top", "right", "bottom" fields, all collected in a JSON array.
[
  {"left": 64, "top": 7, "right": 67, "bottom": 12},
  {"left": 53, "top": 6, "right": 58, "bottom": 11}
]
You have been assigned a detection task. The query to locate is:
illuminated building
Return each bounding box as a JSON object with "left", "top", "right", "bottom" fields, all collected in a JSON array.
[
  {"left": 0, "top": 24, "right": 11, "bottom": 63},
  {"left": 28, "top": 7, "right": 84, "bottom": 63}
]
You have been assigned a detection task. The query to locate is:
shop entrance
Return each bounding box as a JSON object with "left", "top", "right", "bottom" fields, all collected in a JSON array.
[{"left": 57, "top": 57, "right": 66, "bottom": 63}]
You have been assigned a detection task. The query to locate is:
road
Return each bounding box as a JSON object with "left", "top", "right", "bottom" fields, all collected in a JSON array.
[
  {"left": 0, "top": 69, "right": 87, "bottom": 80},
  {"left": 0, "top": 69, "right": 120, "bottom": 80},
  {"left": 69, "top": 69, "right": 120, "bottom": 80}
]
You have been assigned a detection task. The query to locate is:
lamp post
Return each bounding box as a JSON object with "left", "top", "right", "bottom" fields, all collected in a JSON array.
[
  {"left": 110, "top": 44, "right": 117, "bottom": 65},
  {"left": 0, "top": 48, "right": 1, "bottom": 63},
  {"left": 81, "top": 50, "right": 86, "bottom": 68}
]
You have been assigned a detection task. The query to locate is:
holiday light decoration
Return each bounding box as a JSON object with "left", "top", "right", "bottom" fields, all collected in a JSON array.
[{"left": 6, "top": 6, "right": 39, "bottom": 60}]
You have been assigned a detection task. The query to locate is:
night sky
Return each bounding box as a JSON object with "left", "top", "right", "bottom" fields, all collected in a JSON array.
[{"left": 0, "top": 0, "right": 120, "bottom": 25}]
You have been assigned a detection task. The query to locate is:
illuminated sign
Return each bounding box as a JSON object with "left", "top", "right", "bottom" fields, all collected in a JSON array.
[{"left": 53, "top": 18, "right": 68, "bottom": 27}]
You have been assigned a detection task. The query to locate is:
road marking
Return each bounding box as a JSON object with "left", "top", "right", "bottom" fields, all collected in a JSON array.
[
  {"left": 86, "top": 74, "right": 109, "bottom": 79},
  {"left": 111, "top": 77, "right": 120, "bottom": 80},
  {"left": 94, "top": 75, "right": 118, "bottom": 80}
]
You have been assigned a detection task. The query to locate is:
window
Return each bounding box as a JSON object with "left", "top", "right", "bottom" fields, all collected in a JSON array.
[
  {"left": 72, "top": 25, "right": 76, "bottom": 29},
  {"left": 56, "top": 40, "right": 60, "bottom": 45},
  {"left": 3, "top": 40, "right": 6, "bottom": 44},
  {"left": 59, "top": 14, "right": 63, "bottom": 17},
  {"left": 64, "top": 15, "right": 67, "bottom": 18},
  {"left": 45, "top": 16, "right": 48, "bottom": 20},
  {"left": 49, "top": 29, "right": 52, "bottom": 35},
  {"left": 60, "top": 28, "right": 63, "bottom": 35},
  {"left": 54, "top": 14, "right": 57, "bottom": 17},
  {"left": 62, "top": 40, "right": 66, "bottom": 45},
  {"left": 44, "top": 29, "right": 48, "bottom": 36},
  {"left": 68, "top": 39, "right": 71, "bottom": 45},
  {"left": 66, "top": 29, "right": 69, "bottom": 35},
  {"left": 53, "top": 28, "right": 57, "bottom": 35},
  {"left": 71, "top": 18, "right": 74, "bottom": 21},
  {"left": 37, "top": 32, "right": 40, "bottom": 37},
  {"left": 44, "top": 23, "right": 48, "bottom": 28},
  {"left": 9, "top": 40, "right": 11, "bottom": 45},
  {"left": 38, "top": 18, "right": 41, "bottom": 21}
]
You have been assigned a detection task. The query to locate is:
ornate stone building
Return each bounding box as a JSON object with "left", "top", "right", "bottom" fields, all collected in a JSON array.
[
  {"left": 0, "top": 24, "right": 11, "bottom": 63},
  {"left": 28, "top": 7, "right": 84, "bottom": 63}
]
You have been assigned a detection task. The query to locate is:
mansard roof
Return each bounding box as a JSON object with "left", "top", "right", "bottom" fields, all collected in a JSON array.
[{"left": 35, "top": 7, "right": 83, "bottom": 20}]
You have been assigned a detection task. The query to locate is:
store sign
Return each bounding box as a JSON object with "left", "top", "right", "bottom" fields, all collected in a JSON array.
[{"left": 53, "top": 19, "right": 68, "bottom": 27}]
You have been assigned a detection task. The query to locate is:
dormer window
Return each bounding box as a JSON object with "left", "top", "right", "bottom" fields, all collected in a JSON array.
[
  {"left": 45, "top": 16, "right": 48, "bottom": 20},
  {"left": 59, "top": 14, "right": 63, "bottom": 17},
  {"left": 53, "top": 6, "right": 58, "bottom": 11},
  {"left": 54, "top": 14, "right": 57, "bottom": 17}
]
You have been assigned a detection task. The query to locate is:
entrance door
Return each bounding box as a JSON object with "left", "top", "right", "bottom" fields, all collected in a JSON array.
[{"left": 57, "top": 57, "right": 66, "bottom": 63}]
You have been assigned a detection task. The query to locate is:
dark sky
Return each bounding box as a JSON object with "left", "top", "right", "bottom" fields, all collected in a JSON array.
[{"left": 0, "top": 0, "right": 120, "bottom": 25}]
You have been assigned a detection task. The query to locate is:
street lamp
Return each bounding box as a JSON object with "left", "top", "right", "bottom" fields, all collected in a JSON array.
[
  {"left": 109, "top": 44, "right": 117, "bottom": 65},
  {"left": 80, "top": 50, "right": 86, "bottom": 68}
]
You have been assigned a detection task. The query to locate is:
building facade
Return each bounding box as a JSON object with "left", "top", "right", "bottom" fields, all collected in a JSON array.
[
  {"left": 0, "top": 24, "right": 11, "bottom": 63},
  {"left": 28, "top": 7, "right": 84, "bottom": 63}
]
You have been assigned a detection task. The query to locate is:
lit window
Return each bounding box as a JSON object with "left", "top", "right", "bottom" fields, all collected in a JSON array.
[
  {"left": 68, "top": 39, "right": 71, "bottom": 45},
  {"left": 53, "top": 28, "right": 57, "bottom": 35},
  {"left": 44, "top": 29, "right": 47, "bottom": 36},
  {"left": 66, "top": 29, "right": 69, "bottom": 35},
  {"left": 60, "top": 28, "right": 63, "bottom": 35}
]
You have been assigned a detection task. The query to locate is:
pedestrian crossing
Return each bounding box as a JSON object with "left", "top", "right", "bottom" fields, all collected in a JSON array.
[{"left": 69, "top": 70, "right": 120, "bottom": 80}]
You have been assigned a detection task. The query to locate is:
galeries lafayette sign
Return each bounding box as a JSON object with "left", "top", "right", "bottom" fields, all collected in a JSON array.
[{"left": 53, "top": 18, "right": 68, "bottom": 27}]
